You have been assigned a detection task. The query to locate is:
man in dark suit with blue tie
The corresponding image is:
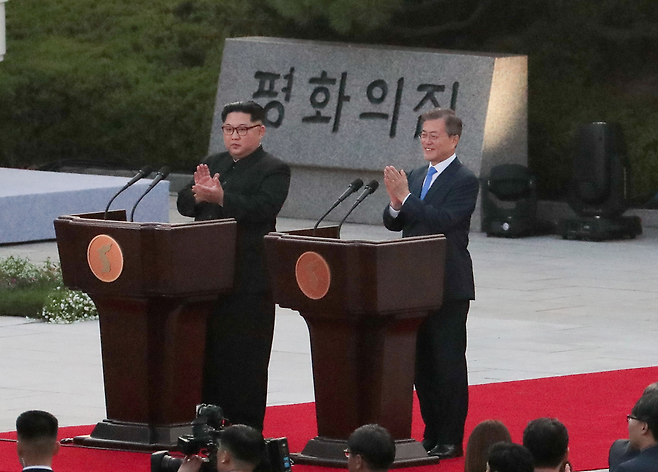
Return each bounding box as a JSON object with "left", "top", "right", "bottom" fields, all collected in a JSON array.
[
  {"left": 383, "top": 108, "right": 479, "bottom": 460},
  {"left": 16, "top": 410, "right": 60, "bottom": 472}
]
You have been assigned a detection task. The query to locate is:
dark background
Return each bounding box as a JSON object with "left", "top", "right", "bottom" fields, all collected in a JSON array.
[{"left": 2, "top": 0, "right": 657, "bottom": 203}]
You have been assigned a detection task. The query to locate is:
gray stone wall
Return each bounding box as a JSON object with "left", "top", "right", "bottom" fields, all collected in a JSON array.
[{"left": 210, "top": 37, "right": 528, "bottom": 227}]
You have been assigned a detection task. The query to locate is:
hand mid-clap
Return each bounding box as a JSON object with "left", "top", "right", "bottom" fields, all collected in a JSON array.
[
  {"left": 383, "top": 165, "right": 410, "bottom": 211},
  {"left": 192, "top": 164, "right": 224, "bottom": 206}
]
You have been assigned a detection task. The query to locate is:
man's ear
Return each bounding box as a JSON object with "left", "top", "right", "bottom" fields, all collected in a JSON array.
[
  {"left": 354, "top": 453, "right": 364, "bottom": 471},
  {"left": 52, "top": 439, "right": 60, "bottom": 456},
  {"left": 218, "top": 449, "right": 231, "bottom": 465},
  {"left": 16, "top": 440, "right": 24, "bottom": 463}
]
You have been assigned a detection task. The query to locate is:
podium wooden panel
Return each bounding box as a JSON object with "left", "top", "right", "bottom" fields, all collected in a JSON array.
[
  {"left": 264, "top": 227, "right": 446, "bottom": 468},
  {"left": 54, "top": 210, "right": 237, "bottom": 450}
]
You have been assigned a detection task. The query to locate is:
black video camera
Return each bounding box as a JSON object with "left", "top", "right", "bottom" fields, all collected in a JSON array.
[
  {"left": 151, "top": 404, "right": 292, "bottom": 472},
  {"left": 152, "top": 403, "right": 226, "bottom": 472}
]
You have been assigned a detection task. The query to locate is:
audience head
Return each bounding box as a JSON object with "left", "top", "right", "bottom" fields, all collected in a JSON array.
[
  {"left": 217, "top": 424, "right": 265, "bottom": 472},
  {"left": 642, "top": 382, "right": 658, "bottom": 396},
  {"left": 346, "top": 424, "right": 396, "bottom": 472},
  {"left": 486, "top": 442, "right": 534, "bottom": 472},
  {"left": 16, "top": 410, "right": 60, "bottom": 467},
  {"left": 628, "top": 391, "right": 658, "bottom": 450},
  {"left": 522, "top": 418, "right": 569, "bottom": 470},
  {"left": 465, "top": 420, "right": 513, "bottom": 472}
]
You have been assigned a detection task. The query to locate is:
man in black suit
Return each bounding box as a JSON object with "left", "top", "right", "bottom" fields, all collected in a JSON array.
[
  {"left": 609, "top": 382, "right": 658, "bottom": 472},
  {"left": 177, "top": 101, "right": 291, "bottom": 430},
  {"left": 615, "top": 392, "right": 658, "bottom": 472},
  {"left": 16, "top": 410, "right": 60, "bottom": 472},
  {"left": 382, "top": 108, "right": 479, "bottom": 459}
]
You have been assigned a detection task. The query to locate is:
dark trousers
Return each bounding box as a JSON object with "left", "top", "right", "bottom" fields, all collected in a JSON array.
[
  {"left": 202, "top": 291, "right": 275, "bottom": 431},
  {"left": 415, "top": 299, "right": 470, "bottom": 447}
]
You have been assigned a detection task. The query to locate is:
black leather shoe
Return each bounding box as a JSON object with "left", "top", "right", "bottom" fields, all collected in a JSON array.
[
  {"left": 421, "top": 438, "right": 437, "bottom": 452},
  {"left": 428, "top": 444, "right": 463, "bottom": 459}
]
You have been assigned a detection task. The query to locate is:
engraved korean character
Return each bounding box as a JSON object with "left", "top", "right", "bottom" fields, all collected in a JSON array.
[
  {"left": 358, "top": 78, "right": 404, "bottom": 138},
  {"left": 252, "top": 68, "right": 295, "bottom": 128},
  {"left": 301, "top": 71, "right": 351, "bottom": 133}
]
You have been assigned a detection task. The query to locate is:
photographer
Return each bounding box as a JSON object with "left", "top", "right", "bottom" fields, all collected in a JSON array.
[{"left": 178, "top": 424, "right": 265, "bottom": 472}]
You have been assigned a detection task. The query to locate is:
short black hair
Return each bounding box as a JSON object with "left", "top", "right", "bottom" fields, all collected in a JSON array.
[
  {"left": 487, "top": 442, "right": 534, "bottom": 472},
  {"left": 522, "top": 418, "right": 569, "bottom": 468},
  {"left": 220, "top": 424, "right": 265, "bottom": 466},
  {"left": 347, "top": 424, "right": 396, "bottom": 471},
  {"left": 632, "top": 392, "right": 658, "bottom": 439},
  {"left": 221, "top": 101, "right": 265, "bottom": 123},
  {"left": 16, "top": 410, "right": 58, "bottom": 442}
]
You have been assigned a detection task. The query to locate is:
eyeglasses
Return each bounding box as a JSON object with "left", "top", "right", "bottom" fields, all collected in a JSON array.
[
  {"left": 221, "top": 124, "right": 261, "bottom": 136},
  {"left": 627, "top": 414, "right": 643, "bottom": 422},
  {"left": 420, "top": 131, "right": 451, "bottom": 140}
]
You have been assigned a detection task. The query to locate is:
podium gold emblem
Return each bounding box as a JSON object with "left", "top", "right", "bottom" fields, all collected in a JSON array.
[
  {"left": 87, "top": 234, "right": 124, "bottom": 282},
  {"left": 295, "top": 251, "right": 331, "bottom": 300}
]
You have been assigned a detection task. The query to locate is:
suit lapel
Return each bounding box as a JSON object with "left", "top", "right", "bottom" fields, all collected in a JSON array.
[
  {"left": 410, "top": 167, "right": 428, "bottom": 198},
  {"left": 423, "top": 158, "right": 462, "bottom": 202}
]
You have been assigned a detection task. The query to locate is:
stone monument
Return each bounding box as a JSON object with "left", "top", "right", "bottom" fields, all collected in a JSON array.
[{"left": 210, "top": 37, "right": 527, "bottom": 227}]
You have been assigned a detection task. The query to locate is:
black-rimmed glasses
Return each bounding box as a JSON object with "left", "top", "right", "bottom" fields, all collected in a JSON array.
[{"left": 221, "top": 124, "right": 261, "bottom": 136}]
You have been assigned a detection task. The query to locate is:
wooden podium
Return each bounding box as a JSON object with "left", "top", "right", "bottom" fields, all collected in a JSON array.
[
  {"left": 54, "top": 210, "right": 237, "bottom": 450},
  {"left": 264, "top": 227, "right": 446, "bottom": 468}
]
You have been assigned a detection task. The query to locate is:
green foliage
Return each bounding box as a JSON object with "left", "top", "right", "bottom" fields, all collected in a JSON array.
[
  {"left": 266, "top": 0, "right": 402, "bottom": 35},
  {"left": 0, "top": 256, "right": 61, "bottom": 317},
  {"left": 2, "top": 0, "right": 658, "bottom": 200},
  {"left": 0, "top": 256, "right": 61, "bottom": 289},
  {"left": 0, "top": 256, "right": 97, "bottom": 322},
  {"left": 41, "top": 287, "right": 98, "bottom": 324},
  {"left": 0, "top": 0, "right": 284, "bottom": 172}
]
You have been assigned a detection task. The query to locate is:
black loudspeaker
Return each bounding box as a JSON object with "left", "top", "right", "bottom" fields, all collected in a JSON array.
[
  {"left": 569, "top": 122, "right": 629, "bottom": 218},
  {"left": 481, "top": 164, "right": 553, "bottom": 237},
  {"left": 561, "top": 122, "right": 642, "bottom": 241}
]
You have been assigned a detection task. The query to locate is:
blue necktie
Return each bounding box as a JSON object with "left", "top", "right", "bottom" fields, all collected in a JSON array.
[{"left": 420, "top": 166, "right": 437, "bottom": 200}]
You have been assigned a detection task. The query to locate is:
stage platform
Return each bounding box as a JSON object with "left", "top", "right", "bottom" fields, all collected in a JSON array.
[{"left": 0, "top": 167, "right": 169, "bottom": 244}]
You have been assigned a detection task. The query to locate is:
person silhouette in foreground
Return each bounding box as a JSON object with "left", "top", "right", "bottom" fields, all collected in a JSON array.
[
  {"left": 614, "top": 391, "right": 658, "bottom": 472},
  {"left": 465, "top": 420, "right": 512, "bottom": 472},
  {"left": 177, "top": 424, "right": 265, "bottom": 472},
  {"left": 486, "top": 442, "right": 534, "bottom": 472},
  {"left": 522, "top": 418, "right": 571, "bottom": 472},
  {"left": 345, "top": 424, "right": 396, "bottom": 472},
  {"left": 609, "top": 382, "right": 658, "bottom": 472},
  {"left": 16, "top": 410, "right": 60, "bottom": 472}
]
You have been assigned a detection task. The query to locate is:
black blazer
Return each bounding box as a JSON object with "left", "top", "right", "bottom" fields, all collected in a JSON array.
[
  {"left": 610, "top": 439, "right": 640, "bottom": 472},
  {"left": 616, "top": 444, "right": 658, "bottom": 472},
  {"left": 383, "top": 157, "right": 479, "bottom": 301},
  {"left": 177, "top": 146, "right": 291, "bottom": 293}
]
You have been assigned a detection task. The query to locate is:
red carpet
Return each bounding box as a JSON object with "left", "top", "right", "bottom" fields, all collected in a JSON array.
[{"left": 1, "top": 367, "right": 656, "bottom": 472}]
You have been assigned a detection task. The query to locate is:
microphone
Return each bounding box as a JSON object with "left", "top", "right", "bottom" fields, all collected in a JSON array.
[
  {"left": 312, "top": 178, "right": 363, "bottom": 235},
  {"left": 129, "top": 166, "right": 170, "bottom": 222},
  {"left": 104, "top": 165, "right": 153, "bottom": 220},
  {"left": 336, "top": 180, "right": 379, "bottom": 237}
]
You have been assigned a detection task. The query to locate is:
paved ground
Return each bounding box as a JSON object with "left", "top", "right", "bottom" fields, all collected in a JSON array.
[{"left": 2, "top": 197, "right": 657, "bottom": 472}]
